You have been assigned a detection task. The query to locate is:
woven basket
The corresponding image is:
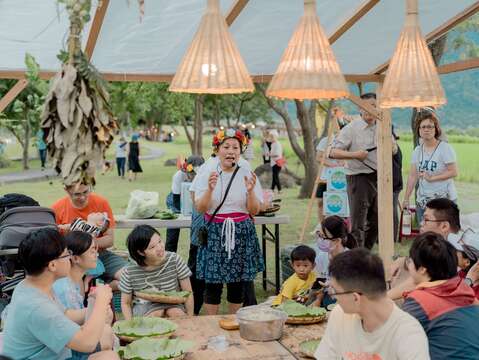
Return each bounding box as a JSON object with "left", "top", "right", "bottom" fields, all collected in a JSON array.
[
  {"left": 286, "top": 314, "right": 327, "bottom": 325},
  {"left": 259, "top": 204, "right": 281, "bottom": 216},
  {"left": 117, "top": 332, "right": 174, "bottom": 343},
  {"left": 135, "top": 292, "right": 188, "bottom": 304}
]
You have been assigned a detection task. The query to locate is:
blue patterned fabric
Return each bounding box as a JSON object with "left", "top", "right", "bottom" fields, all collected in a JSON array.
[
  {"left": 197, "top": 218, "right": 264, "bottom": 283},
  {"left": 190, "top": 207, "right": 204, "bottom": 247},
  {"left": 166, "top": 192, "right": 181, "bottom": 213}
]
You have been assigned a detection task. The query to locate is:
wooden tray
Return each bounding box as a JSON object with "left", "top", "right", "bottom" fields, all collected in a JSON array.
[
  {"left": 286, "top": 314, "right": 327, "bottom": 325},
  {"left": 135, "top": 292, "right": 188, "bottom": 304}
]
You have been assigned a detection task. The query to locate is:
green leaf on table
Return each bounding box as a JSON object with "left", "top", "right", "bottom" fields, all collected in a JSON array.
[
  {"left": 277, "top": 300, "right": 327, "bottom": 317},
  {"left": 113, "top": 317, "right": 177, "bottom": 337},
  {"left": 118, "top": 337, "right": 194, "bottom": 360},
  {"left": 299, "top": 338, "right": 321, "bottom": 356}
]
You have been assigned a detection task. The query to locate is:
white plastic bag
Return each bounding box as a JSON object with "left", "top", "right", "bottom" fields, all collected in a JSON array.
[{"left": 125, "top": 190, "right": 159, "bottom": 219}]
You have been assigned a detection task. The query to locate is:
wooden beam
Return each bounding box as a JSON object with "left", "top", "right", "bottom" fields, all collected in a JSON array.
[
  {"left": 84, "top": 0, "right": 110, "bottom": 60},
  {"left": 437, "top": 57, "right": 479, "bottom": 75},
  {"left": 376, "top": 82, "right": 394, "bottom": 278},
  {"left": 347, "top": 94, "right": 382, "bottom": 120},
  {"left": 371, "top": 1, "right": 479, "bottom": 74},
  {"left": 329, "top": 0, "right": 380, "bottom": 44},
  {"left": 0, "top": 79, "right": 29, "bottom": 113},
  {"left": 225, "top": 0, "right": 249, "bottom": 26}
]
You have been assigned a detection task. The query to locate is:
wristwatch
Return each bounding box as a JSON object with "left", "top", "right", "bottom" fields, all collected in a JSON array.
[{"left": 465, "top": 278, "right": 474, "bottom": 287}]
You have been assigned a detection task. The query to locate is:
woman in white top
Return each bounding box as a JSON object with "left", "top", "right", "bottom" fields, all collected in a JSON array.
[
  {"left": 269, "top": 129, "right": 283, "bottom": 193},
  {"left": 194, "top": 129, "right": 264, "bottom": 315},
  {"left": 115, "top": 137, "right": 128, "bottom": 178},
  {"left": 403, "top": 109, "right": 458, "bottom": 222}
]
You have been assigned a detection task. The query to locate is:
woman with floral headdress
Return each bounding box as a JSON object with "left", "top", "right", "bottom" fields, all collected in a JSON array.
[{"left": 193, "top": 129, "right": 265, "bottom": 315}]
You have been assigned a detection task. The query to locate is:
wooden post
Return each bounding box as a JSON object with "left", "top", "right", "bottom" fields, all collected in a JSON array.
[
  {"left": 0, "top": 79, "right": 28, "bottom": 113},
  {"left": 376, "top": 84, "right": 394, "bottom": 278}
]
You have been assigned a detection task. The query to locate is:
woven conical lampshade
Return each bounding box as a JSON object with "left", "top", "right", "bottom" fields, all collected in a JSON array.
[
  {"left": 169, "top": 0, "right": 254, "bottom": 94},
  {"left": 379, "top": 0, "right": 446, "bottom": 108},
  {"left": 266, "top": 0, "right": 349, "bottom": 100}
]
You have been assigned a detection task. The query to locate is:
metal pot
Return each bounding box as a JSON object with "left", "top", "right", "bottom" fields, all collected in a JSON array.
[{"left": 236, "top": 305, "right": 288, "bottom": 342}]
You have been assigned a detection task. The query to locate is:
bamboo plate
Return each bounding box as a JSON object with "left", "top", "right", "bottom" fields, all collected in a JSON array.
[
  {"left": 135, "top": 292, "right": 188, "bottom": 304},
  {"left": 286, "top": 314, "right": 327, "bottom": 325},
  {"left": 117, "top": 332, "right": 175, "bottom": 343}
]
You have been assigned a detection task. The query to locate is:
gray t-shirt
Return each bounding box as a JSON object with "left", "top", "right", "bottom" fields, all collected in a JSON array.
[
  {"left": 411, "top": 141, "right": 457, "bottom": 203},
  {"left": 332, "top": 118, "right": 377, "bottom": 175}
]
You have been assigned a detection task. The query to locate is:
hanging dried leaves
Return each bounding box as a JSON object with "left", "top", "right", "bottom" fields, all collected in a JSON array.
[{"left": 41, "top": 0, "right": 117, "bottom": 186}]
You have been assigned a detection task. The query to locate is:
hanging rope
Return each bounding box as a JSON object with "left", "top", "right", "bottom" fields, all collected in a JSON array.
[{"left": 221, "top": 218, "right": 236, "bottom": 260}]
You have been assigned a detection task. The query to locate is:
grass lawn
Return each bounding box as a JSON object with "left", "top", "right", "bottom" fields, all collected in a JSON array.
[{"left": 1, "top": 133, "right": 479, "bottom": 307}]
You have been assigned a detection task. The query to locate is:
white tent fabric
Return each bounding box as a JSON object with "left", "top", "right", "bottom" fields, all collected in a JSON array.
[{"left": 0, "top": 0, "right": 476, "bottom": 76}]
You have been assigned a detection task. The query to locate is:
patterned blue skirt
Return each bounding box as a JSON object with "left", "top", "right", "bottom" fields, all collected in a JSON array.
[{"left": 197, "top": 218, "right": 264, "bottom": 284}]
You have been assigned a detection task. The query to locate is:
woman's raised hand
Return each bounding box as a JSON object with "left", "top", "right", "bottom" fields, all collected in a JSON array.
[
  {"left": 244, "top": 172, "right": 257, "bottom": 193},
  {"left": 208, "top": 172, "right": 219, "bottom": 191}
]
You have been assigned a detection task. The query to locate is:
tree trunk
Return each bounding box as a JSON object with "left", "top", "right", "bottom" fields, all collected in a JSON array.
[
  {"left": 214, "top": 96, "right": 220, "bottom": 128},
  {"left": 181, "top": 117, "right": 194, "bottom": 153},
  {"left": 22, "top": 118, "right": 30, "bottom": 170},
  {"left": 295, "top": 100, "right": 319, "bottom": 198},
  {"left": 319, "top": 100, "right": 334, "bottom": 139},
  {"left": 193, "top": 95, "right": 204, "bottom": 156}
]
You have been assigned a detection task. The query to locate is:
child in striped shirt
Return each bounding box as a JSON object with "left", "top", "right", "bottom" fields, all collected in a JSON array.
[{"left": 119, "top": 225, "right": 193, "bottom": 319}]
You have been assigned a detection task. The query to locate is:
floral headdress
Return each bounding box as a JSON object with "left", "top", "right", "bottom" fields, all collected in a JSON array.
[
  {"left": 181, "top": 161, "right": 195, "bottom": 173},
  {"left": 212, "top": 128, "right": 248, "bottom": 149}
]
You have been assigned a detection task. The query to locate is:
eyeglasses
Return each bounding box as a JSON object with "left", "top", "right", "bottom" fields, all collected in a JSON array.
[
  {"left": 421, "top": 218, "right": 448, "bottom": 224},
  {"left": 327, "top": 286, "right": 362, "bottom": 299},
  {"left": 56, "top": 250, "right": 73, "bottom": 260},
  {"left": 419, "top": 125, "right": 435, "bottom": 130}
]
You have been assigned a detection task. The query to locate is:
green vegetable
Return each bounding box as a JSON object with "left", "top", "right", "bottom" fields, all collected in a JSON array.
[
  {"left": 118, "top": 337, "right": 194, "bottom": 360},
  {"left": 277, "top": 300, "right": 327, "bottom": 318},
  {"left": 299, "top": 338, "right": 321, "bottom": 357},
  {"left": 156, "top": 210, "right": 178, "bottom": 220},
  {"left": 113, "top": 317, "right": 177, "bottom": 338},
  {"left": 139, "top": 289, "right": 191, "bottom": 298}
]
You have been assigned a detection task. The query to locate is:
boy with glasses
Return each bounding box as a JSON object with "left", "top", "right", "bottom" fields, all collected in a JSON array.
[
  {"left": 315, "top": 248, "right": 429, "bottom": 359},
  {"left": 52, "top": 182, "right": 127, "bottom": 286}
]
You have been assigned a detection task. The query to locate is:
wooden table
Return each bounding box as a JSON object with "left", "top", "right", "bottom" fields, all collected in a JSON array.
[
  {"left": 115, "top": 214, "right": 291, "bottom": 293},
  {"left": 171, "top": 315, "right": 296, "bottom": 360},
  {"left": 280, "top": 322, "right": 327, "bottom": 359}
]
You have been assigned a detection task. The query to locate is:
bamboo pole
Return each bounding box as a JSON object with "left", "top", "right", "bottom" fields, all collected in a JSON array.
[
  {"left": 377, "top": 83, "right": 395, "bottom": 278},
  {"left": 299, "top": 103, "right": 337, "bottom": 243}
]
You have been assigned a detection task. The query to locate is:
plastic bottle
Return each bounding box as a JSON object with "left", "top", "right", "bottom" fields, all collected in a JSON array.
[{"left": 402, "top": 208, "right": 412, "bottom": 236}]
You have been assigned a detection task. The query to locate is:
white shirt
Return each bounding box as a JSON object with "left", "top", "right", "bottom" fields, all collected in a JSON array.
[
  {"left": 315, "top": 304, "right": 430, "bottom": 360},
  {"left": 270, "top": 141, "right": 283, "bottom": 167},
  {"left": 194, "top": 165, "right": 263, "bottom": 215},
  {"left": 171, "top": 170, "right": 188, "bottom": 194},
  {"left": 317, "top": 136, "right": 340, "bottom": 180},
  {"left": 411, "top": 141, "right": 457, "bottom": 202},
  {"left": 116, "top": 141, "right": 127, "bottom": 158}
]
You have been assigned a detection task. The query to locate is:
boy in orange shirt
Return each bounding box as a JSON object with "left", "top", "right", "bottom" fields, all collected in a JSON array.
[{"left": 51, "top": 182, "right": 127, "bottom": 283}]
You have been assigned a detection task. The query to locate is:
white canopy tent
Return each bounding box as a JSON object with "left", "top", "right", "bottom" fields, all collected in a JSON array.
[
  {"left": 0, "top": 0, "right": 477, "bottom": 80},
  {"left": 1, "top": 0, "right": 478, "bottom": 274}
]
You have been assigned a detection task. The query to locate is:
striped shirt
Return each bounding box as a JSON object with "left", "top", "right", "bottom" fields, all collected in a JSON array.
[{"left": 119, "top": 252, "right": 191, "bottom": 296}]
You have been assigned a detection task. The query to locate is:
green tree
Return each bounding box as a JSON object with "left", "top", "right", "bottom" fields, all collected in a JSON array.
[{"left": 0, "top": 54, "right": 47, "bottom": 170}]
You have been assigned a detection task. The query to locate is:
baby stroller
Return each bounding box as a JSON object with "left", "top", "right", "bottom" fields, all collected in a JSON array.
[{"left": 0, "top": 194, "right": 56, "bottom": 312}]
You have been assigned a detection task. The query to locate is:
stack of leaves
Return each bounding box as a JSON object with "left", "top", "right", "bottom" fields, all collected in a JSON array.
[
  {"left": 299, "top": 338, "right": 322, "bottom": 358},
  {"left": 277, "top": 300, "right": 327, "bottom": 318},
  {"left": 156, "top": 210, "right": 179, "bottom": 220},
  {"left": 119, "top": 337, "right": 194, "bottom": 360},
  {"left": 41, "top": 0, "right": 117, "bottom": 186},
  {"left": 113, "top": 317, "right": 177, "bottom": 339}
]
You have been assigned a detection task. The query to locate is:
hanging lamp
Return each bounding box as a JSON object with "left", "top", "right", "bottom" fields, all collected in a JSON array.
[
  {"left": 169, "top": 0, "right": 254, "bottom": 94},
  {"left": 379, "top": 0, "right": 446, "bottom": 108},
  {"left": 266, "top": 0, "right": 349, "bottom": 100}
]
